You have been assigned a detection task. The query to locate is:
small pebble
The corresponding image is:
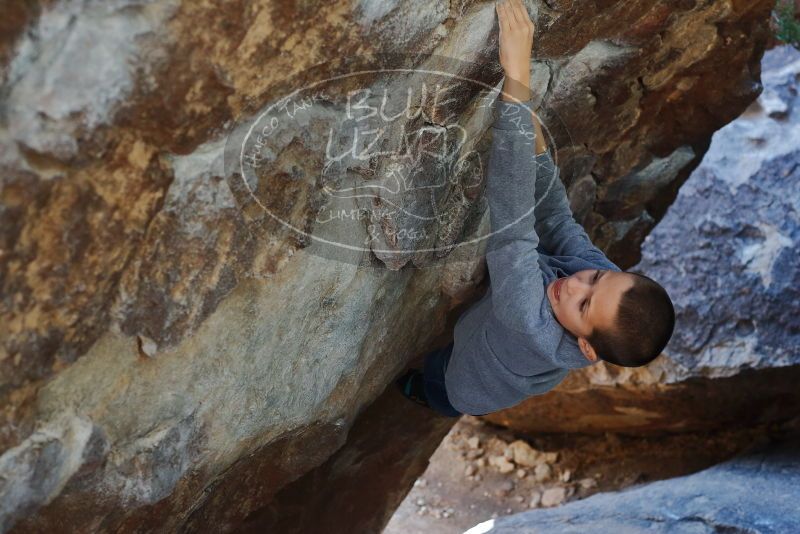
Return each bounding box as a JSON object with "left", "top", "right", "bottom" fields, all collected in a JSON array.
[
  {"left": 489, "top": 455, "right": 515, "bottom": 474},
  {"left": 560, "top": 468, "right": 571, "bottom": 482},
  {"left": 516, "top": 468, "right": 527, "bottom": 478},
  {"left": 488, "top": 437, "right": 509, "bottom": 453},
  {"left": 534, "top": 463, "right": 551, "bottom": 482},
  {"left": 541, "top": 487, "right": 567, "bottom": 507},
  {"left": 466, "top": 448, "right": 485, "bottom": 460},
  {"left": 508, "top": 440, "right": 540, "bottom": 467}
]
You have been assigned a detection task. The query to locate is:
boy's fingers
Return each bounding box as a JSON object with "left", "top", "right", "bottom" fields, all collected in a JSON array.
[
  {"left": 523, "top": 0, "right": 535, "bottom": 31},
  {"left": 499, "top": 0, "right": 511, "bottom": 24},
  {"left": 512, "top": 0, "right": 525, "bottom": 24},
  {"left": 506, "top": 0, "right": 521, "bottom": 26},
  {"left": 518, "top": 0, "right": 530, "bottom": 26},
  {"left": 512, "top": 0, "right": 532, "bottom": 29},
  {"left": 497, "top": 2, "right": 510, "bottom": 33}
]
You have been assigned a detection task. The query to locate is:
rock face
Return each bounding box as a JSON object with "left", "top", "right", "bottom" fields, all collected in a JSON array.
[
  {"left": 484, "top": 45, "right": 800, "bottom": 436},
  {"left": 640, "top": 46, "right": 800, "bottom": 379},
  {"left": 0, "top": 0, "right": 775, "bottom": 532},
  {"left": 473, "top": 435, "right": 800, "bottom": 533}
]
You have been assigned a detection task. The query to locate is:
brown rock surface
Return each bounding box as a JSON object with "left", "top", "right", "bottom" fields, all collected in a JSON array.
[
  {"left": 484, "top": 363, "right": 800, "bottom": 436},
  {"left": 0, "top": 0, "right": 775, "bottom": 532}
]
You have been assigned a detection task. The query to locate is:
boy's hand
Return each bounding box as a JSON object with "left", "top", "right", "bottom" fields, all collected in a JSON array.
[{"left": 496, "top": 0, "right": 535, "bottom": 79}]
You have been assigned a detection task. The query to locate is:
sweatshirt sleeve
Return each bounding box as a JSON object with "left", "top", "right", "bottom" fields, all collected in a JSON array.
[
  {"left": 484, "top": 98, "right": 555, "bottom": 335},
  {"left": 531, "top": 147, "right": 621, "bottom": 272}
]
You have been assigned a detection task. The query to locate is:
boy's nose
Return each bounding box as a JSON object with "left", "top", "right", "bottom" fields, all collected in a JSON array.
[
  {"left": 566, "top": 276, "right": 588, "bottom": 297},
  {"left": 564, "top": 276, "right": 576, "bottom": 297}
]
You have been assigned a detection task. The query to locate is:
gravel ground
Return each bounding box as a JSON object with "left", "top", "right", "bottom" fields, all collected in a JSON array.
[{"left": 383, "top": 415, "right": 790, "bottom": 534}]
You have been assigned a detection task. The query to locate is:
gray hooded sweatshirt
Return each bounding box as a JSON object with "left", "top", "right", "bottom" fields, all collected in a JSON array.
[{"left": 444, "top": 97, "right": 622, "bottom": 416}]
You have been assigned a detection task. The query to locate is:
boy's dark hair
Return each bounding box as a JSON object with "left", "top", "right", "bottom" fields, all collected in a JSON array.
[{"left": 587, "top": 272, "right": 675, "bottom": 368}]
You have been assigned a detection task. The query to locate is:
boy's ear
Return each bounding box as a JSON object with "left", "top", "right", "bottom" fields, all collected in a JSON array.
[{"left": 577, "top": 337, "right": 599, "bottom": 362}]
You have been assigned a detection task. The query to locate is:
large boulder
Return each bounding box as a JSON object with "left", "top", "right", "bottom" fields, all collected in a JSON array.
[
  {"left": 484, "top": 45, "right": 800, "bottom": 436},
  {"left": 0, "top": 0, "right": 775, "bottom": 532},
  {"left": 470, "top": 433, "right": 800, "bottom": 533}
]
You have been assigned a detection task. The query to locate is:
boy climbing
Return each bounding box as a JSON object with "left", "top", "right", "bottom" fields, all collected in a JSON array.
[{"left": 397, "top": 0, "right": 676, "bottom": 417}]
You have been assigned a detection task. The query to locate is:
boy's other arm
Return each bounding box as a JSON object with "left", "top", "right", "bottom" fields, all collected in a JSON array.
[
  {"left": 528, "top": 110, "right": 621, "bottom": 271},
  {"left": 487, "top": 0, "right": 555, "bottom": 335}
]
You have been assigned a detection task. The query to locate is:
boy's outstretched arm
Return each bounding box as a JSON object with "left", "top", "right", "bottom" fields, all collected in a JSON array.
[
  {"left": 486, "top": 98, "right": 550, "bottom": 334},
  {"left": 494, "top": 0, "right": 615, "bottom": 270},
  {"left": 486, "top": 0, "right": 554, "bottom": 335}
]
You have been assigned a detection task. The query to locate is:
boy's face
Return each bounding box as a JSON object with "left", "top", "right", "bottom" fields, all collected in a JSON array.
[{"left": 546, "top": 269, "right": 636, "bottom": 362}]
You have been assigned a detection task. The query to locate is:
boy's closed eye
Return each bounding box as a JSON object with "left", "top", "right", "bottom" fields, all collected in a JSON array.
[{"left": 580, "top": 269, "right": 603, "bottom": 314}]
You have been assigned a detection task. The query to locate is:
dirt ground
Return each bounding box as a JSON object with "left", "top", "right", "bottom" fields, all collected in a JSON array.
[{"left": 383, "top": 415, "right": 798, "bottom": 534}]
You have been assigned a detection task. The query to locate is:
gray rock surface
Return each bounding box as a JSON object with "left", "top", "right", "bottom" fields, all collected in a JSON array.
[
  {"left": 473, "top": 436, "right": 800, "bottom": 533},
  {"left": 635, "top": 44, "right": 800, "bottom": 382}
]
